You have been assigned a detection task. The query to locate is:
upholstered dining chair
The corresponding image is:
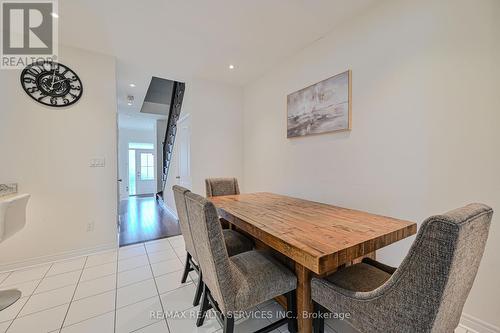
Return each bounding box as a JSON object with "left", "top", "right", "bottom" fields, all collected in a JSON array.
[
  {"left": 185, "top": 191, "right": 298, "bottom": 333},
  {"left": 172, "top": 185, "right": 253, "bottom": 306},
  {"left": 311, "top": 203, "right": 493, "bottom": 333},
  {"left": 205, "top": 177, "right": 241, "bottom": 229},
  {"left": 205, "top": 177, "right": 240, "bottom": 197}
]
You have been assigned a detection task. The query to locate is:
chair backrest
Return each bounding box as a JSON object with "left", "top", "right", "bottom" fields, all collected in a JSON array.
[
  {"left": 205, "top": 177, "right": 240, "bottom": 197},
  {"left": 385, "top": 203, "right": 493, "bottom": 332},
  {"left": 172, "top": 185, "right": 197, "bottom": 260},
  {"left": 185, "top": 191, "right": 235, "bottom": 312}
]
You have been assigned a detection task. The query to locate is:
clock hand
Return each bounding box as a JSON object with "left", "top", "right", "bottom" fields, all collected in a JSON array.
[
  {"left": 52, "top": 78, "right": 69, "bottom": 85},
  {"left": 50, "top": 66, "right": 57, "bottom": 89}
]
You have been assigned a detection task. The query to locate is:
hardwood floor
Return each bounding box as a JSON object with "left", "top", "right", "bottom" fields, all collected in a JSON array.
[{"left": 119, "top": 195, "right": 181, "bottom": 247}]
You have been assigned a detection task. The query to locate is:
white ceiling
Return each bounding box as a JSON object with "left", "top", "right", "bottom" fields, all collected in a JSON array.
[
  {"left": 58, "top": 0, "right": 375, "bottom": 115},
  {"left": 118, "top": 113, "right": 158, "bottom": 131}
]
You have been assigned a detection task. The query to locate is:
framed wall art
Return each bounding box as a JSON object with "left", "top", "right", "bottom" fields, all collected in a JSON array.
[{"left": 287, "top": 70, "right": 351, "bottom": 138}]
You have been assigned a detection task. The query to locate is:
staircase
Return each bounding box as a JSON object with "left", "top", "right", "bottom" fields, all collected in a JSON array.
[{"left": 157, "top": 81, "right": 186, "bottom": 200}]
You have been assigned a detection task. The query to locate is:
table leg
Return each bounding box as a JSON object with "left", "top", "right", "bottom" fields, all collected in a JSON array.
[{"left": 295, "top": 263, "right": 313, "bottom": 333}]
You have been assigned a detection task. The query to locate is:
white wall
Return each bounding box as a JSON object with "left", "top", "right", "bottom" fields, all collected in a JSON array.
[
  {"left": 117, "top": 126, "right": 157, "bottom": 198},
  {"left": 163, "top": 78, "right": 244, "bottom": 214},
  {"left": 0, "top": 45, "right": 119, "bottom": 269},
  {"left": 243, "top": 0, "right": 500, "bottom": 329}
]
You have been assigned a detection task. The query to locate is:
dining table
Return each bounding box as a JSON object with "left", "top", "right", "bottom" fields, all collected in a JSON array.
[{"left": 209, "top": 192, "right": 417, "bottom": 333}]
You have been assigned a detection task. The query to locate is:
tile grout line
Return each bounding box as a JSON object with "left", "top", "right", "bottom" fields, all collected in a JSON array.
[
  {"left": 0, "top": 245, "right": 126, "bottom": 278},
  {"left": 0, "top": 271, "right": 12, "bottom": 285},
  {"left": 84, "top": 257, "right": 118, "bottom": 269},
  {"left": 54, "top": 309, "right": 116, "bottom": 332},
  {"left": 129, "top": 319, "right": 165, "bottom": 333},
  {"left": 13, "top": 267, "right": 117, "bottom": 299},
  {"left": 66, "top": 261, "right": 191, "bottom": 329},
  {"left": 118, "top": 251, "right": 178, "bottom": 264},
  {"left": 57, "top": 256, "right": 88, "bottom": 333},
  {"left": 117, "top": 268, "right": 189, "bottom": 290},
  {"left": 0, "top": 261, "right": 74, "bottom": 277},
  {"left": 14, "top": 283, "right": 82, "bottom": 319},
  {"left": 7, "top": 301, "right": 71, "bottom": 322},
  {"left": 114, "top": 288, "right": 183, "bottom": 313},
  {"left": 117, "top": 253, "right": 149, "bottom": 263},
  {"left": 144, "top": 243, "right": 172, "bottom": 333},
  {"left": 5, "top": 262, "right": 54, "bottom": 332},
  {"left": 31, "top": 270, "right": 116, "bottom": 297},
  {"left": 4, "top": 242, "right": 178, "bottom": 287},
  {"left": 1, "top": 258, "right": 117, "bottom": 289},
  {"left": 0, "top": 270, "right": 196, "bottom": 329},
  {"left": 116, "top": 250, "right": 183, "bottom": 268},
  {"left": 2, "top": 256, "right": 84, "bottom": 275},
  {"left": 33, "top": 281, "right": 80, "bottom": 296},
  {"left": 1, "top": 238, "right": 182, "bottom": 332},
  {"left": 1, "top": 275, "right": 50, "bottom": 289},
  {"left": 7, "top": 266, "right": 190, "bottom": 323}
]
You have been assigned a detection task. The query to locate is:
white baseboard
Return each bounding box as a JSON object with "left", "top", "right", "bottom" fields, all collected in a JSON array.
[
  {"left": 0, "top": 242, "right": 117, "bottom": 273},
  {"left": 163, "top": 204, "right": 178, "bottom": 220},
  {"left": 157, "top": 197, "right": 178, "bottom": 220},
  {"left": 460, "top": 313, "right": 500, "bottom": 333}
]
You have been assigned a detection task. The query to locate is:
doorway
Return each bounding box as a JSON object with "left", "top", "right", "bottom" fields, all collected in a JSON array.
[
  {"left": 128, "top": 144, "right": 156, "bottom": 196},
  {"left": 117, "top": 114, "right": 180, "bottom": 246},
  {"left": 116, "top": 77, "right": 185, "bottom": 246}
]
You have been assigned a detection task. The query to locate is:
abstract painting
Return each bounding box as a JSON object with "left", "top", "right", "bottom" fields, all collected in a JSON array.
[{"left": 287, "top": 70, "right": 351, "bottom": 138}]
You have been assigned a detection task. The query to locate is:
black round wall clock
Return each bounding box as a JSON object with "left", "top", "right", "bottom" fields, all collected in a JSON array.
[{"left": 20, "top": 61, "right": 83, "bottom": 107}]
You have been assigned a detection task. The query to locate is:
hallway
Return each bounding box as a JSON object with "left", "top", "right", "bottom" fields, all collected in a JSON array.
[{"left": 119, "top": 196, "right": 180, "bottom": 247}]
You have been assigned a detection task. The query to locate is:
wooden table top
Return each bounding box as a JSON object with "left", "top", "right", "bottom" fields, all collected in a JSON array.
[{"left": 210, "top": 192, "right": 417, "bottom": 275}]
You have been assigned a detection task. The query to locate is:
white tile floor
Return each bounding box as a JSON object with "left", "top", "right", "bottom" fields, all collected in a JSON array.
[{"left": 0, "top": 236, "right": 354, "bottom": 333}]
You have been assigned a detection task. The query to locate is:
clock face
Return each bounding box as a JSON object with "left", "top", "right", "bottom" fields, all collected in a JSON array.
[{"left": 20, "top": 61, "right": 83, "bottom": 107}]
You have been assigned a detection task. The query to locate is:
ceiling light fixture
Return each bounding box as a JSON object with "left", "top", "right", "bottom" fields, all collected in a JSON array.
[
  {"left": 127, "top": 95, "right": 134, "bottom": 106},
  {"left": 229, "top": 64, "right": 235, "bottom": 70},
  {"left": 51, "top": 12, "right": 59, "bottom": 18},
  {"left": 129, "top": 83, "right": 136, "bottom": 87}
]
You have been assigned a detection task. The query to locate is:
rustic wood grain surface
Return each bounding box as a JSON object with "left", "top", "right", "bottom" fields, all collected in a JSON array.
[{"left": 210, "top": 192, "right": 417, "bottom": 333}]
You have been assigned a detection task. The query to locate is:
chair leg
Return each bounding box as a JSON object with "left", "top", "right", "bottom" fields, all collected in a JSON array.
[
  {"left": 181, "top": 252, "right": 191, "bottom": 283},
  {"left": 196, "top": 284, "right": 209, "bottom": 327},
  {"left": 313, "top": 302, "right": 325, "bottom": 333},
  {"left": 193, "top": 270, "right": 203, "bottom": 306},
  {"left": 286, "top": 290, "right": 298, "bottom": 333},
  {"left": 223, "top": 315, "right": 234, "bottom": 333}
]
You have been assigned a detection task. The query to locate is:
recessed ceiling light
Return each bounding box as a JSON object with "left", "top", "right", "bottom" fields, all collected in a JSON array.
[
  {"left": 129, "top": 83, "right": 136, "bottom": 87},
  {"left": 51, "top": 12, "right": 59, "bottom": 18},
  {"left": 229, "top": 64, "right": 235, "bottom": 70}
]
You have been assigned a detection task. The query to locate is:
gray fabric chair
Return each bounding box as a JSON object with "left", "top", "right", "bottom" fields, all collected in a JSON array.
[
  {"left": 172, "top": 185, "right": 253, "bottom": 306},
  {"left": 205, "top": 177, "right": 240, "bottom": 197},
  {"left": 185, "top": 191, "right": 298, "bottom": 333},
  {"left": 205, "top": 177, "right": 241, "bottom": 229},
  {"left": 311, "top": 203, "right": 493, "bottom": 333}
]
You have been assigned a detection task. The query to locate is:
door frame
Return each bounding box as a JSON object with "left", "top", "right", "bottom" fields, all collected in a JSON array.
[
  {"left": 133, "top": 148, "right": 156, "bottom": 196},
  {"left": 176, "top": 113, "right": 192, "bottom": 189}
]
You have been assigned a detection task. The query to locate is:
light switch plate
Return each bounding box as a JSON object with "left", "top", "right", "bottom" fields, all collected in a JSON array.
[{"left": 89, "top": 158, "right": 105, "bottom": 168}]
